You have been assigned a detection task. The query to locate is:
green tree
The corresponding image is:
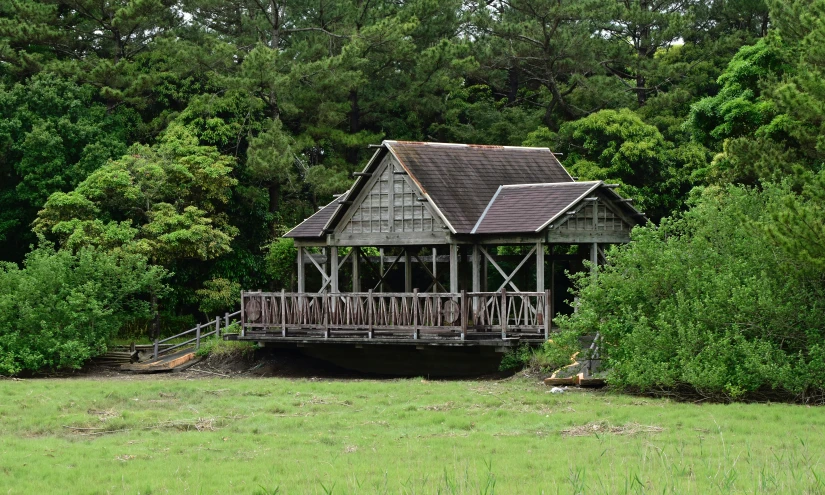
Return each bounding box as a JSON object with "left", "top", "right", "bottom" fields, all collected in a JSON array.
[
  {"left": 0, "top": 243, "right": 166, "bottom": 375},
  {"left": 34, "top": 124, "right": 238, "bottom": 337},
  {"left": 531, "top": 108, "right": 706, "bottom": 219}
]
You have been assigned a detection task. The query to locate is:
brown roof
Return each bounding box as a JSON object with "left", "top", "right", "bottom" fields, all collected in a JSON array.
[
  {"left": 472, "top": 182, "right": 601, "bottom": 234},
  {"left": 385, "top": 141, "right": 572, "bottom": 233},
  {"left": 284, "top": 198, "right": 341, "bottom": 238}
]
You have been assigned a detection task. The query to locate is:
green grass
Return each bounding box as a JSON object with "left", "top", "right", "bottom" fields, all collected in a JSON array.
[{"left": 1, "top": 377, "right": 824, "bottom": 494}]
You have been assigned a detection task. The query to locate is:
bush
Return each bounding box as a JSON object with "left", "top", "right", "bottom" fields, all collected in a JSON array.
[
  {"left": 557, "top": 184, "right": 825, "bottom": 400},
  {"left": 0, "top": 245, "right": 166, "bottom": 375},
  {"left": 499, "top": 330, "right": 582, "bottom": 373}
]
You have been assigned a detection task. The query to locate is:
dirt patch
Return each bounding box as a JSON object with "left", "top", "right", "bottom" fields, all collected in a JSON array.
[{"left": 561, "top": 420, "right": 663, "bottom": 437}]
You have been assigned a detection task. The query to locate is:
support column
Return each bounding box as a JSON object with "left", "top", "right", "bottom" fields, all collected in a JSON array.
[
  {"left": 379, "top": 248, "right": 385, "bottom": 292},
  {"left": 352, "top": 247, "right": 360, "bottom": 292},
  {"left": 472, "top": 245, "right": 481, "bottom": 293},
  {"left": 432, "top": 247, "right": 437, "bottom": 292},
  {"left": 536, "top": 241, "right": 544, "bottom": 292},
  {"left": 471, "top": 244, "right": 481, "bottom": 312},
  {"left": 330, "top": 246, "right": 339, "bottom": 293},
  {"left": 297, "top": 247, "right": 305, "bottom": 293},
  {"left": 449, "top": 244, "right": 459, "bottom": 293},
  {"left": 404, "top": 248, "right": 412, "bottom": 293}
]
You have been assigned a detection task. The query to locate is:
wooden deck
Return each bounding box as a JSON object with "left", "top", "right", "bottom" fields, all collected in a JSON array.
[{"left": 239, "top": 290, "right": 551, "bottom": 344}]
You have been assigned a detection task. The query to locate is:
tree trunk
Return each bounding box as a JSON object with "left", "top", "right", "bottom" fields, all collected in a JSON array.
[
  {"left": 269, "top": 182, "right": 280, "bottom": 216},
  {"left": 508, "top": 65, "right": 519, "bottom": 104}
]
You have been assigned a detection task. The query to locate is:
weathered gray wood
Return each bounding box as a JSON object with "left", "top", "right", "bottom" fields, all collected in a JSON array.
[
  {"left": 297, "top": 249, "right": 305, "bottom": 293},
  {"left": 281, "top": 289, "right": 286, "bottom": 337},
  {"left": 330, "top": 247, "right": 339, "bottom": 293},
  {"left": 500, "top": 289, "right": 508, "bottom": 339},
  {"left": 352, "top": 248, "right": 360, "bottom": 292},
  {"left": 330, "top": 231, "right": 449, "bottom": 246},
  {"left": 536, "top": 242, "right": 544, "bottom": 293},
  {"left": 591, "top": 242, "right": 598, "bottom": 279},
  {"left": 546, "top": 231, "right": 631, "bottom": 243},
  {"left": 479, "top": 246, "right": 520, "bottom": 292},
  {"left": 544, "top": 289, "right": 551, "bottom": 340},
  {"left": 460, "top": 290, "right": 467, "bottom": 341},
  {"left": 449, "top": 244, "right": 459, "bottom": 293},
  {"left": 413, "top": 289, "right": 419, "bottom": 339},
  {"left": 215, "top": 317, "right": 220, "bottom": 341},
  {"left": 196, "top": 323, "right": 201, "bottom": 350}
]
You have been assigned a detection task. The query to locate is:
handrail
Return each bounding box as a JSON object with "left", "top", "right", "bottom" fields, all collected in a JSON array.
[{"left": 152, "top": 309, "right": 242, "bottom": 359}]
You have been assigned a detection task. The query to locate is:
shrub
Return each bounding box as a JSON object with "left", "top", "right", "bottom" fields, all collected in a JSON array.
[
  {"left": 0, "top": 245, "right": 166, "bottom": 375},
  {"left": 557, "top": 184, "right": 825, "bottom": 400}
]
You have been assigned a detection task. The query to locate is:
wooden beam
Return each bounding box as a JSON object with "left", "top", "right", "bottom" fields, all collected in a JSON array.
[
  {"left": 479, "top": 246, "right": 521, "bottom": 292},
  {"left": 494, "top": 245, "right": 536, "bottom": 292},
  {"left": 330, "top": 231, "right": 450, "bottom": 246},
  {"left": 536, "top": 242, "right": 544, "bottom": 293}
]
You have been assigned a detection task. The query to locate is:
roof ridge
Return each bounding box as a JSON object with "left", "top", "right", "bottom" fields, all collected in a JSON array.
[
  {"left": 383, "top": 140, "right": 553, "bottom": 152},
  {"left": 500, "top": 181, "right": 599, "bottom": 189}
]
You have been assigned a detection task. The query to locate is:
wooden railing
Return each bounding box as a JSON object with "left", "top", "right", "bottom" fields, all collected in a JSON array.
[
  {"left": 241, "top": 290, "right": 550, "bottom": 340},
  {"left": 153, "top": 310, "right": 242, "bottom": 359}
]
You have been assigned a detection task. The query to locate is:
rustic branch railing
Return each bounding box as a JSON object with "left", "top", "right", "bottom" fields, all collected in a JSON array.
[
  {"left": 241, "top": 290, "right": 551, "bottom": 340},
  {"left": 153, "top": 310, "right": 242, "bottom": 359}
]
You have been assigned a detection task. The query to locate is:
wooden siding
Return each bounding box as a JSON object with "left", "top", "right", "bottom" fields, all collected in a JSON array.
[
  {"left": 340, "top": 157, "right": 445, "bottom": 235},
  {"left": 557, "top": 199, "right": 631, "bottom": 232}
]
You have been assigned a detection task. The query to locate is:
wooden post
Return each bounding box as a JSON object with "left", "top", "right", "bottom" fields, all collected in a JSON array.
[
  {"left": 460, "top": 290, "right": 467, "bottom": 341},
  {"left": 323, "top": 292, "right": 329, "bottom": 338},
  {"left": 297, "top": 248, "right": 305, "bottom": 293},
  {"left": 449, "top": 244, "right": 459, "bottom": 293},
  {"left": 196, "top": 323, "right": 201, "bottom": 350},
  {"left": 544, "top": 289, "right": 551, "bottom": 340},
  {"left": 240, "top": 291, "right": 246, "bottom": 338},
  {"left": 500, "top": 288, "right": 508, "bottom": 339},
  {"left": 330, "top": 246, "right": 339, "bottom": 293},
  {"left": 352, "top": 247, "right": 361, "bottom": 292},
  {"left": 536, "top": 241, "right": 544, "bottom": 293},
  {"left": 471, "top": 244, "right": 480, "bottom": 312},
  {"left": 432, "top": 247, "right": 437, "bottom": 291},
  {"left": 215, "top": 316, "right": 220, "bottom": 340},
  {"left": 153, "top": 339, "right": 159, "bottom": 360},
  {"left": 412, "top": 289, "right": 419, "bottom": 339},
  {"left": 367, "top": 289, "right": 374, "bottom": 339},
  {"left": 404, "top": 249, "right": 412, "bottom": 293},
  {"left": 280, "top": 289, "right": 286, "bottom": 338},
  {"left": 379, "top": 248, "right": 385, "bottom": 292},
  {"left": 224, "top": 312, "right": 229, "bottom": 333}
]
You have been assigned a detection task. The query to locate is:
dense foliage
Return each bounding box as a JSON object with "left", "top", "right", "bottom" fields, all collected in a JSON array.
[
  {"left": 0, "top": 245, "right": 165, "bottom": 375},
  {"left": 3, "top": 0, "right": 825, "bottom": 383},
  {"left": 558, "top": 184, "right": 825, "bottom": 399}
]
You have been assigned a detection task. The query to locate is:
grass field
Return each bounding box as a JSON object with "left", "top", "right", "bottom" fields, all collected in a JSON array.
[{"left": 1, "top": 375, "right": 824, "bottom": 494}]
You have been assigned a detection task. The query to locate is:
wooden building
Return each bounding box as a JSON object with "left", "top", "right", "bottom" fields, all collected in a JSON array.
[{"left": 239, "top": 141, "right": 645, "bottom": 346}]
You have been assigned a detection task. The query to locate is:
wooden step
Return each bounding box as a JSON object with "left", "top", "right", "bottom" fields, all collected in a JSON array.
[{"left": 121, "top": 349, "right": 197, "bottom": 373}]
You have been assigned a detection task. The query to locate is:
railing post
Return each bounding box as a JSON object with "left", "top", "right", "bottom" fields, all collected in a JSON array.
[
  {"left": 153, "top": 339, "right": 159, "bottom": 360},
  {"left": 224, "top": 312, "right": 229, "bottom": 333},
  {"left": 215, "top": 316, "right": 220, "bottom": 340},
  {"left": 500, "top": 289, "right": 508, "bottom": 339},
  {"left": 413, "top": 289, "right": 419, "bottom": 340},
  {"left": 196, "top": 323, "right": 201, "bottom": 350},
  {"left": 544, "top": 289, "right": 551, "bottom": 340},
  {"left": 460, "top": 290, "right": 467, "bottom": 341},
  {"left": 240, "top": 291, "right": 246, "bottom": 338},
  {"left": 281, "top": 289, "right": 286, "bottom": 338},
  {"left": 368, "top": 289, "right": 374, "bottom": 339},
  {"left": 323, "top": 292, "right": 329, "bottom": 339}
]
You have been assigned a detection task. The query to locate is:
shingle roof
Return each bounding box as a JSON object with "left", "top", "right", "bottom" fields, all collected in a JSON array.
[
  {"left": 385, "top": 141, "right": 573, "bottom": 233},
  {"left": 472, "top": 182, "right": 601, "bottom": 234},
  {"left": 284, "top": 198, "right": 341, "bottom": 238}
]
